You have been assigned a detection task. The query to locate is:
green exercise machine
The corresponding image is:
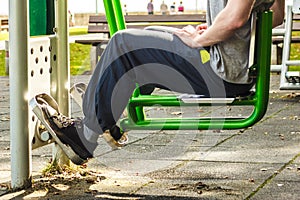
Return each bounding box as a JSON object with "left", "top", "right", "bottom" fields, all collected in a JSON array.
[{"left": 103, "top": 0, "right": 273, "bottom": 131}]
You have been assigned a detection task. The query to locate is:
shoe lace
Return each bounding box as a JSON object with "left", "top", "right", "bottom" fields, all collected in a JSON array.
[
  {"left": 38, "top": 96, "right": 75, "bottom": 129},
  {"left": 52, "top": 113, "right": 74, "bottom": 128}
]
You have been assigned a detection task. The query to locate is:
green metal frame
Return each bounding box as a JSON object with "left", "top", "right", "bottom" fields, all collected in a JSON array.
[{"left": 103, "top": 0, "right": 273, "bottom": 130}]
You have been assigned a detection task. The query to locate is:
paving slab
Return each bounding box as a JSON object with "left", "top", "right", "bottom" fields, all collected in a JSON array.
[{"left": 251, "top": 157, "right": 300, "bottom": 200}]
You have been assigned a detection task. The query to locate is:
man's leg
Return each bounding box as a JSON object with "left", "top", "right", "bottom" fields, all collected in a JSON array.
[{"left": 82, "top": 29, "right": 227, "bottom": 139}]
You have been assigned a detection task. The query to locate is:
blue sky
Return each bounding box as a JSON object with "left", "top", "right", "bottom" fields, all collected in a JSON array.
[{"left": 0, "top": 0, "right": 206, "bottom": 15}]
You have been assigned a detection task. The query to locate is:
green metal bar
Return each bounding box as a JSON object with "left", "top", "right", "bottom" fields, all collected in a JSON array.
[
  {"left": 112, "top": 0, "right": 126, "bottom": 30},
  {"left": 103, "top": 0, "right": 118, "bottom": 35},
  {"left": 127, "top": 95, "right": 256, "bottom": 106},
  {"left": 103, "top": 0, "right": 126, "bottom": 35},
  {"left": 127, "top": 86, "right": 144, "bottom": 123},
  {"left": 121, "top": 11, "right": 273, "bottom": 131},
  {"left": 121, "top": 118, "right": 255, "bottom": 130},
  {"left": 243, "top": 11, "right": 273, "bottom": 126}
]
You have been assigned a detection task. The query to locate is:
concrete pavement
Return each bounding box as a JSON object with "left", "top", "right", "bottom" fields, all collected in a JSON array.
[{"left": 0, "top": 74, "right": 300, "bottom": 199}]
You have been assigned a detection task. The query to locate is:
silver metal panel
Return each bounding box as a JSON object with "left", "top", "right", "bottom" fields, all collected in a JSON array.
[
  {"left": 28, "top": 37, "right": 54, "bottom": 150},
  {"left": 178, "top": 94, "right": 235, "bottom": 104}
]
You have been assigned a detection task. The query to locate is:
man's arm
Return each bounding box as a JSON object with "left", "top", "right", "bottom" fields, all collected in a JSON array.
[
  {"left": 174, "top": 0, "right": 255, "bottom": 47},
  {"left": 174, "top": 0, "right": 284, "bottom": 48}
]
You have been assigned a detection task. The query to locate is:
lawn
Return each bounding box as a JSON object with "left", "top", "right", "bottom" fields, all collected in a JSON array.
[
  {"left": 0, "top": 50, "right": 5, "bottom": 75},
  {"left": 69, "top": 27, "right": 91, "bottom": 75},
  {"left": 0, "top": 32, "right": 8, "bottom": 41},
  {"left": 289, "top": 31, "right": 300, "bottom": 70},
  {"left": 69, "top": 43, "right": 91, "bottom": 75},
  {"left": 0, "top": 27, "right": 91, "bottom": 76},
  {"left": 0, "top": 43, "right": 91, "bottom": 76},
  {"left": 69, "top": 27, "right": 88, "bottom": 36},
  {"left": 0, "top": 32, "right": 8, "bottom": 75},
  {"left": 290, "top": 43, "right": 300, "bottom": 71}
]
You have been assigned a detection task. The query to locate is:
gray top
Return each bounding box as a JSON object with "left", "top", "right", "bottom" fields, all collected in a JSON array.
[{"left": 207, "top": 0, "right": 274, "bottom": 84}]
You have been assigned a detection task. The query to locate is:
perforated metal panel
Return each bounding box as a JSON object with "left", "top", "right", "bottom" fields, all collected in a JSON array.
[{"left": 28, "top": 37, "right": 57, "bottom": 149}]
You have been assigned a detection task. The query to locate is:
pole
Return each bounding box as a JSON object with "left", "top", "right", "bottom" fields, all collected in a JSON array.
[
  {"left": 96, "top": 0, "right": 98, "bottom": 14},
  {"left": 9, "top": 0, "right": 32, "bottom": 189},
  {"left": 55, "top": 0, "right": 70, "bottom": 117},
  {"left": 51, "top": 0, "right": 71, "bottom": 166}
]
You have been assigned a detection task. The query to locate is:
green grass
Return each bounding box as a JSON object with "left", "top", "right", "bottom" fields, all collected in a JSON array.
[
  {"left": 0, "top": 43, "right": 91, "bottom": 76},
  {"left": 0, "top": 32, "right": 8, "bottom": 41},
  {"left": 0, "top": 27, "right": 91, "bottom": 76},
  {"left": 0, "top": 32, "right": 8, "bottom": 76},
  {"left": 0, "top": 27, "right": 87, "bottom": 38},
  {"left": 289, "top": 31, "right": 300, "bottom": 71},
  {"left": 69, "top": 43, "right": 91, "bottom": 75},
  {"left": 69, "top": 26, "right": 91, "bottom": 75},
  {"left": 69, "top": 27, "right": 90, "bottom": 75},
  {"left": 289, "top": 43, "right": 300, "bottom": 71},
  {"left": 69, "top": 27, "right": 88, "bottom": 36},
  {"left": 0, "top": 50, "right": 5, "bottom": 76}
]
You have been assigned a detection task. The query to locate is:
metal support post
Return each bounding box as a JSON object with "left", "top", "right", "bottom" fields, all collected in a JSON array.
[
  {"left": 51, "top": 0, "right": 70, "bottom": 163},
  {"left": 53, "top": 0, "right": 70, "bottom": 107},
  {"left": 9, "top": 0, "right": 32, "bottom": 189}
]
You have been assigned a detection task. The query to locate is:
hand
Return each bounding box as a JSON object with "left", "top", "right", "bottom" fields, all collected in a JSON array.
[
  {"left": 196, "top": 23, "right": 207, "bottom": 34},
  {"left": 173, "top": 25, "right": 202, "bottom": 48}
]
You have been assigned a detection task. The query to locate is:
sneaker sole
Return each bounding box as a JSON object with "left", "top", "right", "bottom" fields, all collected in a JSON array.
[
  {"left": 102, "top": 131, "right": 128, "bottom": 150},
  {"left": 70, "top": 82, "right": 87, "bottom": 109},
  {"left": 29, "top": 93, "right": 87, "bottom": 165}
]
